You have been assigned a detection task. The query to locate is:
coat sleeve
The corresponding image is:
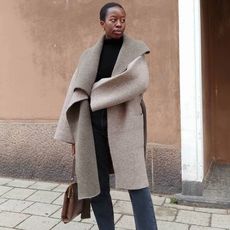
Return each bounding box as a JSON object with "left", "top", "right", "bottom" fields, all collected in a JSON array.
[
  {"left": 54, "top": 68, "right": 79, "bottom": 144},
  {"left": 90, "top": 55, "right": 149, "bottom": 111}
]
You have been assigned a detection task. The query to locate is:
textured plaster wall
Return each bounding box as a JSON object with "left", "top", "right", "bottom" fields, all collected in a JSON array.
[
  {"left": 0, "top": 0, "right": 180, "bottom": 146},
  {"left": 0, "top": 0, "right": 181, "bottom": 193}
]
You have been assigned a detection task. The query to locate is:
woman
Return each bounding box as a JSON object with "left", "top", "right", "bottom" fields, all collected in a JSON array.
[{"left": 55, "top": 2, "right": 158, "bottom": 230}]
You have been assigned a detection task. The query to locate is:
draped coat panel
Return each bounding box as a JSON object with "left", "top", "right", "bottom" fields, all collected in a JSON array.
[{"left": 54, "top": 34, "right": 150, "bottom": 199}]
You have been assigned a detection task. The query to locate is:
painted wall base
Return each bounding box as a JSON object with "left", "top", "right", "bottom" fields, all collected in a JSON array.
[
  {"left": 0, "top": 122, "right": 182, "bottom": 194},
  {"left": 182, "top": 180, "right": 203, "bottom": 196}
]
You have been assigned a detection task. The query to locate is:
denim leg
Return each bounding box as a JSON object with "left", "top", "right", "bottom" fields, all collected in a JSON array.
[
  {"left": 90, "top": 128, "right": 114, "bottom": 230},
  {"left": 129, "top": 187, "right": 158, "bottom": 230}
]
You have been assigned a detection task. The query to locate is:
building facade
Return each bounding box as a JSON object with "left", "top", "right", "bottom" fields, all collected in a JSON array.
[{"left": 2, "top": 0, "right": 227, "bottom": 198}]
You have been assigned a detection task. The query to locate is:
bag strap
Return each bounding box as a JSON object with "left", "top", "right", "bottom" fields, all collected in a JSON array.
[{"left": 71, "top": 155, "right": 77, "bottom": 182}]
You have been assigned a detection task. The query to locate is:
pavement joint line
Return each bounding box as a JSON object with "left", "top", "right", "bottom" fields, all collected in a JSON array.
[
  {"left": 3, "top": 187, "right": 38, "bottom": 201},
  {"left": 48, "top": 207, "right": 63, "bottom": 218},
  {"left": 0, "top": 198, "right": 9, "bottom": 206},
  {"left": 1, "top": 210, "right": 32, "bottom": 229},
  {"left": 14, "top": 217, "right": 32, "bottom": 229},
  {"left": 114, "top": 213, "right": 123, "bottom": 225},
  {"left": 0, "top": 186, "right": 15, "bottom": 196},
  {"left": 50, "top": 184, "right": 62, "bottom": 192},
  {"left": 49, "top": 219, "right": 62, "bottom": 230},
  {"left": 23, "top": 189, "right": 40, "bottom": 201},
  {"left": 1, "top": 198, "right": 63, "bottom": 207},
  {"left": 172, "top": 206, "right": 179, "bottom": 222},
  {"left": 18, "top": 201, "right": 36, "bottom": 213},
  {"left": 112, "top": 199, "right": 119, "bottom": 206},
  {"left": 6, "top": 180, "right": 37, "bottom": 189},
  {"left": 209, "top": 213, "right": 212, "bottom": 227}
]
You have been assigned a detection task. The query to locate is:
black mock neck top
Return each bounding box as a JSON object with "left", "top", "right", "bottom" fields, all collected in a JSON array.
[
  {"left": 95, "top": 36, "right": 123, "bottom": 82},
  {"left": 91, "top": 36, "right": 123, "bottom": 130}
]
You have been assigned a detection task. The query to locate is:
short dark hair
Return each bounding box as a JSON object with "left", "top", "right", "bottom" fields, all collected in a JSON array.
[{"left": 99, "top": 2, "right": 124, "bottom": 21}]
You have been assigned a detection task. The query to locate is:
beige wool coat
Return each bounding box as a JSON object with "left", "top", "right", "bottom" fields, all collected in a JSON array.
[{"left": 54, "top": 34, "right": 150, "bottom": 199}]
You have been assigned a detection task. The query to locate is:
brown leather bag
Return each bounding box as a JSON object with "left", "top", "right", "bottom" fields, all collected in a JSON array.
[{"left": 61, "top": 156, "right": 91, "bottom": 223}]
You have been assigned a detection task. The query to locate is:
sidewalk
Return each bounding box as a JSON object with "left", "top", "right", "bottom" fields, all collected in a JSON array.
[{"left": 0, "top": 177, "right": 229, "bottom": 230}]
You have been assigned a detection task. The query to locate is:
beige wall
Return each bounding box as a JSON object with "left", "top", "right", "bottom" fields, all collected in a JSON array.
[{"left": 0, "top": 0, "right": 180, "bottom": 146}]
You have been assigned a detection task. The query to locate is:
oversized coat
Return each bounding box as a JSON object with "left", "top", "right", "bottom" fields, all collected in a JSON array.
[{"left": 54, "top": 34, "right": 150, "bottom": 200}]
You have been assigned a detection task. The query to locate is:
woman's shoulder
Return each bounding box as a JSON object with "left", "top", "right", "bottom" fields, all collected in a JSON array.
[
  {"left": 126, "top": 35, "right": 148, "bottom": 46},
  {"left": 124, "top": 35, "right": 150, "bottom": 55}
]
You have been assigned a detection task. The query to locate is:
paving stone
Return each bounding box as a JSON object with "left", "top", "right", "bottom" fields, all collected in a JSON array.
[
  {"left": 0, "top": 198, "right": 7, "bottom": 205},
  {"left": 155, "top": 206, "right": 177, "bottom": 221},
  {"left": 110, "top": 189, "right": 130, "bottom": 201},
  {"left": 176, "top": 210, "right": 210, "bottom": 226},
  {"left": 81, "top": 211, "right": 121, "bottom": 225},
  {"left": 6, "top": 179, "right": 36, "bottom": 188},
  {"left": 110, "top": 190, "right": 130, "bottom": 201},
  {"left": 2, "top": 188, "right": 35, "bottom": 200},
  {"left": 151, "top": 195, "right": 166, "bottom": 206},
  {"left": 0, "top": 227, "right": 15, "bottom": 230},
  {"left": 0, "top": 186, "right": 12, "bottom": 196},
  {"left": 195, "top": 207, "right": 227, "bottom": 214},
  {"left": 165, "top": 198, "right": 172, "bottom": 203},
  {"left": 52, "top": 221, "right": 93, "bottom": 230},
  {"left": 22, "top": 202, "right": 61, "bottom": 216},
  {"left": 26, "top": 190, "right": 61, "bottom": 204},
  {"left": 0, "top": 178, "right": 13, "bottom": 186},
  {"left": 0, "top": 200, "right": 33, "bottom": 212},
  {"left": 81, "top": 211, "right": 98, "bottom": 225},
  {"left": 112, "top": 199, "right": 117, "bottom": 205},
  {"left": 50, "top": 207, "right": 81, "bottom": 221},
  {"left": 164, "top": 202, "right": 194, "bottom": 211},
  {"left": 0, "top": 211, "right": 29, "bottom": 228},
  {"left": 212, "top": 214, "right": 230, "bottom": 229},
  {"left": 115, "top": 215, "right": 135, "bottom": 229},
  {"left": 52, "top": 193, "right": 64, "bottom": 205},
  {"left": 164, "top": 198, "right": 194, "bottom": 210},
  {"left": 52, "top": 184, "right": 68, "bottom": 192},
  {"left": 157, "top": 220, "right": 189, "bottom": 230},
  {"left": 91, "top": 226, "right": 126, "bottom": 230},
  {"left": 113, "top": 200, "right": 133, "bottom": 215},
  {"left": 49, "top": 207, "right": 62, "bottom": 219},
  {"left": 190, "top": 226, "right": 225, "bottom": 230},
  {"left": 16, "top": 216, "right": 59, "bottom": 230},
  {"left": 90, "top": 226, "right": 98, "bottom": 230},
  {"left": 28, "top": 181, "right": 60, "bottom": 191}
]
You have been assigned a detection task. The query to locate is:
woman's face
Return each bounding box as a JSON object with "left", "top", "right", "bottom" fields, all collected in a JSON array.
[{"left": 100, "top": 6, "right": 126, "bottom": 39}]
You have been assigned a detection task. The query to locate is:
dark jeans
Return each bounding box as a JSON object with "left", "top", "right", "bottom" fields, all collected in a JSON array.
[{"left": 90, "top": 126, "right": 158, "bottom": 230}]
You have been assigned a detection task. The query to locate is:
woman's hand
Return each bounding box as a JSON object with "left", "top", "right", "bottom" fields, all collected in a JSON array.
[{"left": 71, "top": 144, "right": 76, "bottom": 156}]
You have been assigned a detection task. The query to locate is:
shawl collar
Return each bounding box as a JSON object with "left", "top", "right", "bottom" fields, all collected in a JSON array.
[{"left": 72, "top": 34, "right": 150, "bottom": 95}]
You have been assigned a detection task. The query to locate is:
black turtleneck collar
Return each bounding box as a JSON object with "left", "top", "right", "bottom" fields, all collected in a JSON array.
[{"left": 103, "top": 36, "right": 124, "bottom": 45}]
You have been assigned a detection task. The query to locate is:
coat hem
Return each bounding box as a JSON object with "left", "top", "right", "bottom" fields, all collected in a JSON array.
[
  {"left": 115, "top": 181, "right": 150, "bottom": 191},
  {"left": 54, "top": 134, "right": 74, "bottom": 144}
]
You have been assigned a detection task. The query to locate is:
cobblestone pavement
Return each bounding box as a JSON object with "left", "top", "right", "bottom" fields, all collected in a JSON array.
[{"left": 0, "top": 177, "right": 230, "bottom": 230}]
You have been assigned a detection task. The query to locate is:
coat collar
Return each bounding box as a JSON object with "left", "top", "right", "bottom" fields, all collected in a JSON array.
[{"left": 74, "top": 34, "right": 150, "bottom": 95}]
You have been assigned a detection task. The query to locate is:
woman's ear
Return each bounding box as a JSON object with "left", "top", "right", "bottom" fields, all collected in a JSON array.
[{"left": 100, "top": 20, "right": 105, "bottom": 27}]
